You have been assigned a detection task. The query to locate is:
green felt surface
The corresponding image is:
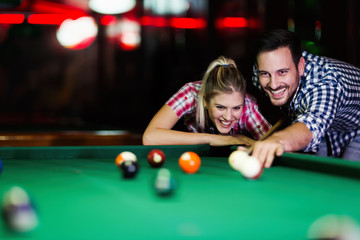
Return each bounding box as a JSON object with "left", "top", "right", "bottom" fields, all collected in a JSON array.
[{"left": 0, "top": 145, "right": 360, "bottom": 239}]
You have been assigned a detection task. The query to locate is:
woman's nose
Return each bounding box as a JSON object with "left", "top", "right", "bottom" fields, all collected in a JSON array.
[{"left": 223, "top": 109, "right": 232, "bottom": 119}]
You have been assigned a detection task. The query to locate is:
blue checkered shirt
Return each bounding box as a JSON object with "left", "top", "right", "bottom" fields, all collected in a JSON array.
[{"left": 253, "top": 51, "right": 360, "bottom": 156}]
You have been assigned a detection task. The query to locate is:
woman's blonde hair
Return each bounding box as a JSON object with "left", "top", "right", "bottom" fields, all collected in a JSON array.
[{"left": 196, "top": 56, "right": 246, "bottom": 130}]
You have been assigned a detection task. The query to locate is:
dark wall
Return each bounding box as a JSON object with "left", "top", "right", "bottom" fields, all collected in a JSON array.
[{"left": 0, "top": 0, "right": 359, "bottom": 132}]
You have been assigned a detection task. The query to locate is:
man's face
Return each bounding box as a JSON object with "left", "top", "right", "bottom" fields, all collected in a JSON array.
[{"left": 257, "top": 47, "right": 304, "bottom": 106}]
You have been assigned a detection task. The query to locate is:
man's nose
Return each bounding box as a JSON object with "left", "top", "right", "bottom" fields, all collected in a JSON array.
[{"left": 268, "top": 76, "right": 280, "bottom": 90}]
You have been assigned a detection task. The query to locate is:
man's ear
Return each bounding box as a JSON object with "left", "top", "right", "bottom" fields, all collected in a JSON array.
[{"left": 298, "top": 57, "right": 305, "bottom": 76}]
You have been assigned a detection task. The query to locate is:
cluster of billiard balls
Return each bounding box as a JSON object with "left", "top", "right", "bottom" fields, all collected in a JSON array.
[
  {"left": 1, "top": 186, "right": 39, "bottom": 233},
  {"left": 115, "top": 151, "right": 139, "bottom": 178},
  {"left": 114, "top": 149, "right": 202, "bottom": 195},
  {"left": 115, "top": 148, "right": 262, "bottom": 182},
  {"left": 228, "top": 150, "right": 263, "bottom": 179},
  {"left": 115, "top": 149, "right": 202, "bottom": 176},
  {"left": 1, "top": 160, "right": 39, "bottom": 233}
]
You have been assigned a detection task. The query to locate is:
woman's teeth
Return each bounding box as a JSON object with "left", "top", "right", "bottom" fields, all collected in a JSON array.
[{"left": 220, "top": 120, "right": 231, "bottom": 126}]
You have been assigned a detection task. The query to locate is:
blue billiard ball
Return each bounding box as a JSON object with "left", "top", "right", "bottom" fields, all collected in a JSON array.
[{"left": 154, "top": 168, "right": 176, "bottom": 196}]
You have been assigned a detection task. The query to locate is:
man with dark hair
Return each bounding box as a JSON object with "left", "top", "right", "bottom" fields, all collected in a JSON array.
[{"left": 249, "top": 29, "right": 360, "bottom": 167}]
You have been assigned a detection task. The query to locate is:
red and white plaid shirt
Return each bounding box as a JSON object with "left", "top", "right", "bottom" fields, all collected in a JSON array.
[{"left": 166, "top": 81, "right": 271, "bottom": 140}]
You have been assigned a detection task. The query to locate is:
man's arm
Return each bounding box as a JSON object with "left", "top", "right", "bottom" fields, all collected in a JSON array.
[{"left": 251, "top": 122, "right": 313, "bottom": 168}]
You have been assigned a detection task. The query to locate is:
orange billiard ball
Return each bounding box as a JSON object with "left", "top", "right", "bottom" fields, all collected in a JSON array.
[
  {"left": 178, "top": 152, "right": 201, "bottom": 174},
  {"left": 115, "top": 151, "right": 137, "bottom": 166}
]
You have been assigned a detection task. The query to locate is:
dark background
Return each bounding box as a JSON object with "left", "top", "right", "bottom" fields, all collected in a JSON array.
[{"left": 0, "top": 0, "right": 359, "bottom": 135}]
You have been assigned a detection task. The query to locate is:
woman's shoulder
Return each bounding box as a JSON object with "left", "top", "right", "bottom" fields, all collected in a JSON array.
[
  {"left": 174, "top": 81, "right": 202, "bottom": 97},
  {"left": 182, "top": 81, "right": 202, "bottom": 90},
  {"left": 244, "top": 93, "right": 258, "bottom": 105}
]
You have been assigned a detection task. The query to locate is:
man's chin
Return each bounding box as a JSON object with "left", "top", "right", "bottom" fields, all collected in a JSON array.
[{"left": 270, "top": 98, "right": 287, "bottom": 107}]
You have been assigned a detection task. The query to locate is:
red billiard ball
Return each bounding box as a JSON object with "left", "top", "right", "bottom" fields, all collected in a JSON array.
[
  {"left": 147, "top": 149, "right": 166, "bottom": 168},
  {"left": 178, "top": 151, "right": 201, "bottom": 174},
  {"left": 115, "top": 151, "right": 137, "bottom": 166}
]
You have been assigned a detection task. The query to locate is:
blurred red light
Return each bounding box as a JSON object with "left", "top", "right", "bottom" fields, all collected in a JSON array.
[
  {"left": 0, "top": 14, "right": 25, "bottom": 24},
  {"left": 31, "top": 0, "right": 86, "bottom": 17},
  {"left": 28, "top": 14, "right": 72, "bottom": 25},
  {"left": 216, "top": 17, "right": 248, "bottom": 28},
  {"left": 118, "top": 41, "right": 138, "bottom": 51},
  {"left": 68, "top": 36, "right": 97, "bottom": 50},
  {"left": 169, "top": 18, "right": 206, "bottom": 29},
  {"left": 100, "top": 15, "right": 117, "bottom": 25},
  {"left": 140, "top": 16, "right": 167, "bottom": 27},
  {"left": 140, "top": 16, "right": 206, "bottom": 29}
]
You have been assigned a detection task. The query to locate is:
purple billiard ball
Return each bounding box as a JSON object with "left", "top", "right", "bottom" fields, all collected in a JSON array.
[{"left": 121, "top": 160, "right": 139, "bottom": 178}]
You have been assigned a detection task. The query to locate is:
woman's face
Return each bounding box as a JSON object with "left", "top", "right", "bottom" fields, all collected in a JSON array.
[{"left": 206, "top": 91, "right": 244, "bottom": 134}]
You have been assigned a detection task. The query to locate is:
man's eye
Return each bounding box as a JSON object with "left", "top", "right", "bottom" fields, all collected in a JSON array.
[
  {"left": 279, "top": 70, "right": 288, "bottom": 75},
  {"left": 259, "top": 72, "right": 269, "bottom": 77}
]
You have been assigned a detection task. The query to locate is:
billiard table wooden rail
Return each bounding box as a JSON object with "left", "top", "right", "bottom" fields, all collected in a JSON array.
[{"left": 0, "top": 130, "right": 142, "bottom": 147}]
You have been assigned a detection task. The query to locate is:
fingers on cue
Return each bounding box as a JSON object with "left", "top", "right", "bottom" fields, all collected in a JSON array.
[
  {"left": 264, "top": 145, "right": 284, "bottom": 168},
  {"left": 264, "top": 154, "right": 275, "bottom": 168},
  {"left": 253, "top": 146, "right": 274, "bottom": 168},
  {"left": 275, "top": 145, "right": 284, "bottom": 156}
]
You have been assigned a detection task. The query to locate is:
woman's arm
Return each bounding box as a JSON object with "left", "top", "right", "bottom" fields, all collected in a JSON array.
[{"left": 142, "top": 105, "right": 253, "bottom": 146}]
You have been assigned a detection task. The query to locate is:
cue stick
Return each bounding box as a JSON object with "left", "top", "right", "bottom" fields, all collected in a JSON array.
[
  {"left": 259, "top": 116, "right": 286, "bottom": 141},
  {"left": 246, "top": 117, "right": 286, "bottom": 154}
]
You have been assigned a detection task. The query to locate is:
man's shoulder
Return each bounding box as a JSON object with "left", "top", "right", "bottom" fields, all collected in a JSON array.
[
  {"left": 303, "top": 50, "right": 360, "bottom": 71},
  {"left": 302, "top": 51, "right": 341, "bottom": 81},
  {"left": 302, "top": 51, "right": 327, "bottom": 66}
]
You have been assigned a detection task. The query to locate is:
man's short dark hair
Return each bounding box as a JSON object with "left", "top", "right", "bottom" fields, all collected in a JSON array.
[{"left": 253, "top": 29, "right": 303, "bottom": 66}]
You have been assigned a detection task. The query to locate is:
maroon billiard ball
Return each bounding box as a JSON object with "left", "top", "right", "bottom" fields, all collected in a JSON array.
[{"left": 147, "top": 149, "right": 166, "bottom": 168}]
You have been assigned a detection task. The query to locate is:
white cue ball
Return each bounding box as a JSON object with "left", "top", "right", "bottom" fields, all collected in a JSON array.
[
  {"left": 307, "top": 214, "right": 360, "bottom": 240},
  {"left": 239, "top": 156, "right": 263, "bottom": 179},
  {"left": 228, "top": 150, "right": 249, "bottom": 171}
]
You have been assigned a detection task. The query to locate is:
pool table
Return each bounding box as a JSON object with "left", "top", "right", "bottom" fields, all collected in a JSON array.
[{"left": 1, "top": 145, "right": 360, "bottom": 239}]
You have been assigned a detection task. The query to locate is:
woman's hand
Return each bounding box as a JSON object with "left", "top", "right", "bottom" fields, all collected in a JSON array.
[{"left": 209, "top": 134, "right": 255, "bottom": 147}]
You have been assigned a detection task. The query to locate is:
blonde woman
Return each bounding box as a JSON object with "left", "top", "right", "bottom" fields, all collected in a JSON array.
[{"left": 143, "top": 56, "right": 271, "bottom": 147}]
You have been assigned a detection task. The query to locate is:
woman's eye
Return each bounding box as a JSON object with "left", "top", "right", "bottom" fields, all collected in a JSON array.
[{"left": 216, "top": 106, "right": 225, "bottom": 110}]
